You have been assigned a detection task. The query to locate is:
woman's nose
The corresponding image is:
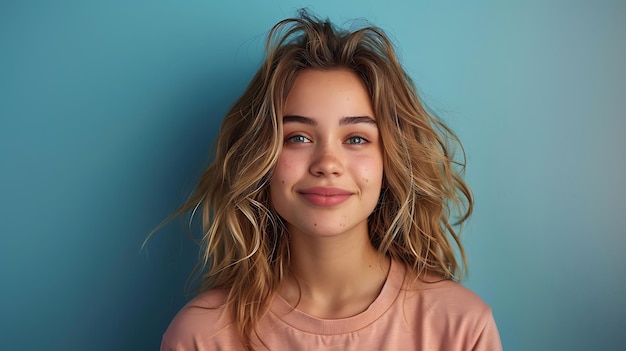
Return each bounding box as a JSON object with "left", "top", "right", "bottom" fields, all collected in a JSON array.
[{"left": 309, "top": 144, "right": 344, "bottom": 177}]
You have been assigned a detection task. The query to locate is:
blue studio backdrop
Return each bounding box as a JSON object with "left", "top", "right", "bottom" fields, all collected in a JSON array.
[{"left": 1, "top": 1, "right": 625, "bottom": 350}]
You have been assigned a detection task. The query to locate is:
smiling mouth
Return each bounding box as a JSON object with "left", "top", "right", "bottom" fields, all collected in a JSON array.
[{"left": 298, "top": 187, "right": 353, "bottom": 207}]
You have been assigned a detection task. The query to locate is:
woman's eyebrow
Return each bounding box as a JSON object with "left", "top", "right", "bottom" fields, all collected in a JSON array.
[
  {"left": 339, "top": 116, "right": 377, "bottom": 126},
  {"left": 282, "top": 115, "right": 377, "bottom": 127},
  {"left": 283, "top": 115, "right": 317, "bottom": 126}
]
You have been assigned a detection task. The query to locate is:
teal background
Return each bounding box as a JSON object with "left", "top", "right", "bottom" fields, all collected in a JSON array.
[{"left": 1, "top": 1, "right": 624, "bottom": 350}]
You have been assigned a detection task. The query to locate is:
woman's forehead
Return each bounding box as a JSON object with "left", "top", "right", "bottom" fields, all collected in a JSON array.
[{"left": 282, "top": 69, "right": 375, "bottom": 121}]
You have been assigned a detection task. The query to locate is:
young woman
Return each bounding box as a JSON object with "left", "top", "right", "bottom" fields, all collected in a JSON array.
[{"left": 161, "top": 12, "right": 502, "bottom": 351}]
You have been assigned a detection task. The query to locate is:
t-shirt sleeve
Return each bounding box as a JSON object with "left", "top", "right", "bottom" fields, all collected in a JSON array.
[
  {"left": 160, "top": 337, "right": 175, "bottom": 351},
  {"left": 417, "top": 279, "right": 503, "bottom": 351},
  {"left": 472, "top": 309, "right": 502, "bottom": 351},
  {"left": 159, "top": 290, "right": 241, "bottom": 351}
]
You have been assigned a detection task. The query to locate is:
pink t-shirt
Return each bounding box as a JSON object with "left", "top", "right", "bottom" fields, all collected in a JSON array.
[{"left": 161, "top": 260, "right": 502, "bottom": 350}]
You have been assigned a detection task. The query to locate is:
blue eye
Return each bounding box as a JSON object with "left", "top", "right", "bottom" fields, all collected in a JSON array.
[
  {"left": 346, "top": 136, "right": 368, "bottom": 145},
  {"left": 287, "top": 135, "right": 311, "bottom": 143}
]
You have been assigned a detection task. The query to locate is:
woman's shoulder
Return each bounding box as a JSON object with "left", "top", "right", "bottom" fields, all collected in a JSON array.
[
  {"left": 403, "top": 270, "right": 493, "bottom": 326},
  {"left": 422, "top": 277, "right": 490, "bottom": 310},
  {"left": 400, "top": 268, "right": 495, "bottom": 323},
  {"left": 185, "top": 288, "right": 230, "bottom": 309},
  {"left": 161, "top": 289, "right": 242, "bottom": 350},
  {"left": 398, "top": 268, "right": 502, "bottom": 349}
]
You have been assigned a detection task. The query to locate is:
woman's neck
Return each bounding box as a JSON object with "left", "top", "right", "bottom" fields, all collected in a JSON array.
[{"left": 280, "top": 227, "right": 391, "bottom": 319}]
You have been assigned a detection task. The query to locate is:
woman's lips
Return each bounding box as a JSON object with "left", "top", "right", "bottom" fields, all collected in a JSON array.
[{"left": 298, "top": 187, "right": 352, "bottom": 207}]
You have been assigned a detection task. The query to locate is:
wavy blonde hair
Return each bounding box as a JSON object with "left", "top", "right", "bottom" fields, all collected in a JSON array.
[{"left": 174, "top": 11, "right": 472, "bottom": 350}]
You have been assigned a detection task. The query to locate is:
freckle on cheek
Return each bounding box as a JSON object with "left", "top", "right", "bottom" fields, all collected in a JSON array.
[{"left": 314, "top": 223, "right": 317, "bottom": 227}]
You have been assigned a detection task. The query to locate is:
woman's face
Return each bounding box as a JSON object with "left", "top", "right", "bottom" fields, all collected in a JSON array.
[{"left": 269, "top": 68, "right": 384, "bottom": 239}]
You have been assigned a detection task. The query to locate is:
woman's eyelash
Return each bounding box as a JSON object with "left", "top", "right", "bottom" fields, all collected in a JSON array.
[
  {"left": 286, "top": 134, "right": 311, "bottom": 143},
  {"left": 346, "top": 135, "right": 369, "bottom": 145}
]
